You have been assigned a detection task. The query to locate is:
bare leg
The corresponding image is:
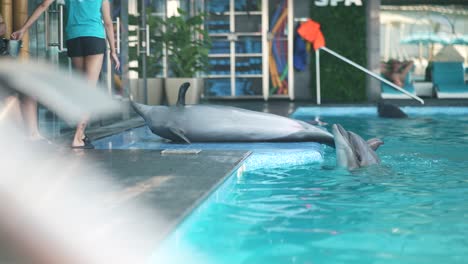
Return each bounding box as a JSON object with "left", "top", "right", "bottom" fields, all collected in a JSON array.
[
  {"left": 20, "top": 95, "right": 43, "bottom": 140},
  {"left": 70, "top": 57, "right": 87, "bottom": 147},
  {"left": 0, "top": 96, "right": 22, "bottom": 125},
  {"left": 84, "top": 54, "right": 104, "bottom": 85},
  {"left": 71, "top": 54, "right": 104, "bottom": 147}
]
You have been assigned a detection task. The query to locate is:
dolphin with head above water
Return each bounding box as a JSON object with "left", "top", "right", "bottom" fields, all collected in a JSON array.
[
  {"left": 332, "top": 124, "right": 383, "bottom": 170},
  {"left": 131, "top": 83, "right": 335, "bottom": 146}
]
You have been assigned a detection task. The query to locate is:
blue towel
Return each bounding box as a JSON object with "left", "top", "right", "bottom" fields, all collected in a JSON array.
[{"left": 294, "top": 24, "right": 308, "bottom": 72}]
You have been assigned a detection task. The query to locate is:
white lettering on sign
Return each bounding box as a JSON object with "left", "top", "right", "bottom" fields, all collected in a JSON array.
[
  {"left": 314, "top": 0, "right": 363, "bottom": 6},
  {"left": 346, "top": 0, "right": 363, "bottom": 6},
  {"left": 330, "top": 0, "right": 345, "bottom": 6},
  {"left": 315, "top": 0, "right": 329, "bottom": 6}
]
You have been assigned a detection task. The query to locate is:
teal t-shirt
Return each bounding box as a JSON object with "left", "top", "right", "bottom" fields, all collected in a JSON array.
[{"left": 64, "top": 0, "right": 110, "bottom": 40}]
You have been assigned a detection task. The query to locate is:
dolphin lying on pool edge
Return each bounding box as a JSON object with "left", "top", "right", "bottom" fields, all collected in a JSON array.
[
  {"left": 131, "top": 83, "right": 335, "bottom": 147},
  {"left": 332, "top": 124, "right": 383, "bottom": 170}
]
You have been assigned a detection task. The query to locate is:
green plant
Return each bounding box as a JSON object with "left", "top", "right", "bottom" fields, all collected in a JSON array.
[{"left": 155, "top": 8, "right": 211, "bottom": 78}]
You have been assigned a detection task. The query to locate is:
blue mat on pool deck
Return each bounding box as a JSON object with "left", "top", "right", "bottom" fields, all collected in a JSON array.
[{"left": 94, "top": 126, "right": 325, "bottom": 171}]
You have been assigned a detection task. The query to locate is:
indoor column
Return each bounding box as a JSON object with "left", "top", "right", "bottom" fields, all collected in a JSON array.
[{"left": 1, "top": 0, "right": 13, "bottom": 36}]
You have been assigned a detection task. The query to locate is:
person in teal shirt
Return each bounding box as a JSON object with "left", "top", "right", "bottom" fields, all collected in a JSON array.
[{"left": 12, "top": 0, "right": 120, "bottom": 149}]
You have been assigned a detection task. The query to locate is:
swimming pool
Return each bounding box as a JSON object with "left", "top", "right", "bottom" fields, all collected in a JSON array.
[{"left": 97, "top": 107, "right": 468, "bottom": 264}]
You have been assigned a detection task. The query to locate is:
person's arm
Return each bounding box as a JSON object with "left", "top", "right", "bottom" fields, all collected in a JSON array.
[
  {"left": 0, "top": 14, "right": 6, "bottom": 36},
  {"left": 101, "top": 0, "right": 120, "bottom": 70},
  {"left": 11, "top": 0, "right": 55, "bottom": 40},
  {"left": 399, "top": 60, "right": 414, "bottom": 78}
]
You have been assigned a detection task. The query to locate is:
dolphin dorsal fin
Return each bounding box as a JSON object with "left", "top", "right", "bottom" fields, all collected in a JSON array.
[
  {"left": 176, "top": 82, "right": 191, "bottom": 107},
  {"left": 367, "top": 138, "right": 384, "bottom": 151}
]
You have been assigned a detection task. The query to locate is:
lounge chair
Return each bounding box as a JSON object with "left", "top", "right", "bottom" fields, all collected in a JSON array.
[
  {"left": 432, "top": 62, "right": 468, "bottom": 99},
  {"left": 381, "top": 72, "right": 416, "bottom": 99}
]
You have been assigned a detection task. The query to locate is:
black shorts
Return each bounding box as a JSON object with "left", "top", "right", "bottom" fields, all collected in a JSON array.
[{"left": 66, "top": 37, "right": 106, "bottom": 58}]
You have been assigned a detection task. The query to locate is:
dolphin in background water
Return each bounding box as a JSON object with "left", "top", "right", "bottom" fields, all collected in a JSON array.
[
  {"left": 332, "top": 124, "right": 383, "bottom": 170},
  {"left": 377, "top": 101, "right": 408, "bottom": 118},
  {"left": 131, "top": 83, "right": 335, "bottom": 146}
]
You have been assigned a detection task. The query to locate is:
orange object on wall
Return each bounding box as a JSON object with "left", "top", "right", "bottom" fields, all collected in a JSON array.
[{"left": 297, "top": 19, "right": 325, "bottom": 51}]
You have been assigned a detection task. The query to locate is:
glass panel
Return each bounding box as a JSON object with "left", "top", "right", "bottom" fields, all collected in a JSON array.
[
  {"left": 28, "top": 0, "right": 47, "bottom": 59},
  {"left": 209, "top": 39, "right": 230, "bottom": 54},
  {"left": 204, "top": 0, "right": 266, "bottom": 98},
  {"left": 235, "top": 57, "right": 261, "bottom": 75},
  {"left": 268, "top": 0, "right": 289, "bottom": 96},
  {"left": 205, "top": 78, "right": 231, "bottom": 97},
  {"left": 236, "top": 77, "right": 262, "bottom": 96},
  {"left": 208, "top": 57, "right": 231, "bottom": 76},
  {"left": 234, "top": 0, "right": 261, "bottom": 12},
  {"left": 206, "top": 0, "right": 230, "bottom": 14},
  {"left": 235, "top": 36, "right": 262, "bottom": 54},
  {"left": 269, "top": 38, "right": 288, "bottom": 95},
  {"left": 206, "top": 17, "right": 230, "bottom": 34},
  {"left": 235, "top": 15, "right": 261, "bottom": 33},
  {"left": 28, "top": 1, "right": 72, "bottom": 138},
  {"left": 128, "top": 0, "right": 166, "bottom": 79},
  {"left": 147, "top": 12, "right": 165, "bottom": 78}
]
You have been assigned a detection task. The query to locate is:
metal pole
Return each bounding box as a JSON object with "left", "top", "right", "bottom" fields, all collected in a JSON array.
[
  {"left": 140, "top": 0, "right": 148, "bottom": 104},
  {"left": 230, "top": 0, "right": 235, "bottom": 97},
  {"left": 287, "top": 0, "right": 294, "bottom": 101},
  {"left": 320, "top": 46, "right": 424, "bottom": 105},
  {"left": 315, "top": 49, "right": 321, "bottom": 105},
  {"left": 262, "top": 0, "right": 268, "bottom": 101}
]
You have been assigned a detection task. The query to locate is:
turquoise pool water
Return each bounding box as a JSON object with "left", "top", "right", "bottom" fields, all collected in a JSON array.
[{"left": 156, "top": 107, "right": 468, "bottom": 264}]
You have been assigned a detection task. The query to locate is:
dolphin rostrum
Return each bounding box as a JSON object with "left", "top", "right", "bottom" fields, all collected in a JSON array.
[
  {"left": 332, "top": 124, "right": 383, "bottom": 170},
  {"left": 131, "top": 83, "right": 335, "bottom": 146}
]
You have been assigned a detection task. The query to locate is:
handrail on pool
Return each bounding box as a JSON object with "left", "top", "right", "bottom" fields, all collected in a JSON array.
[{"left": 318, "top": 47, "right": 425, "bottom": 105}]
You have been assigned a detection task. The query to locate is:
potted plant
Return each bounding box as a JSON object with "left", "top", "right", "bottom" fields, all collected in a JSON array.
[
  {"left": 129, "top": 10, "right": 165, "bottom": 105},
  {"left": 155, "top": 8, "right": 211, "bottom": 105}
]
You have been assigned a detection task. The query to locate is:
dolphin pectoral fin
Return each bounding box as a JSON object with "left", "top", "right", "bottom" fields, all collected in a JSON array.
[
  {"left": 367, "top": 138, "right": 384, "bottom": 151},
  {"left": 169, "top": 127, "right": 191, "bottom": 144}
]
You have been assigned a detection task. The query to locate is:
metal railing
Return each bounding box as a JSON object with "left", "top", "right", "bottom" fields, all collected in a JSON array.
[{"left": 315, "top": 46, "right": 425, "bottom": 105}]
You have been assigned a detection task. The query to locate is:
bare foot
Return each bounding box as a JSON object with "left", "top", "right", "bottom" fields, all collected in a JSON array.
[
  {"left": 72, "top": 138, "right": 85, "bottom": 148},
  {"left": 29, "top": 133, "right": 46, "bottom": 141}
]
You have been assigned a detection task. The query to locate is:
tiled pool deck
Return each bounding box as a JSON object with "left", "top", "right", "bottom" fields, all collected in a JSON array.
[{"left": 77, "top": 148, "right": 251, "bottom": 243}]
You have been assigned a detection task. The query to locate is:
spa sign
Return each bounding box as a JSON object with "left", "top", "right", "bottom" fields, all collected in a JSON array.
[{"left": 314, "top": 0, "right": 363, "bottom": 6}]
